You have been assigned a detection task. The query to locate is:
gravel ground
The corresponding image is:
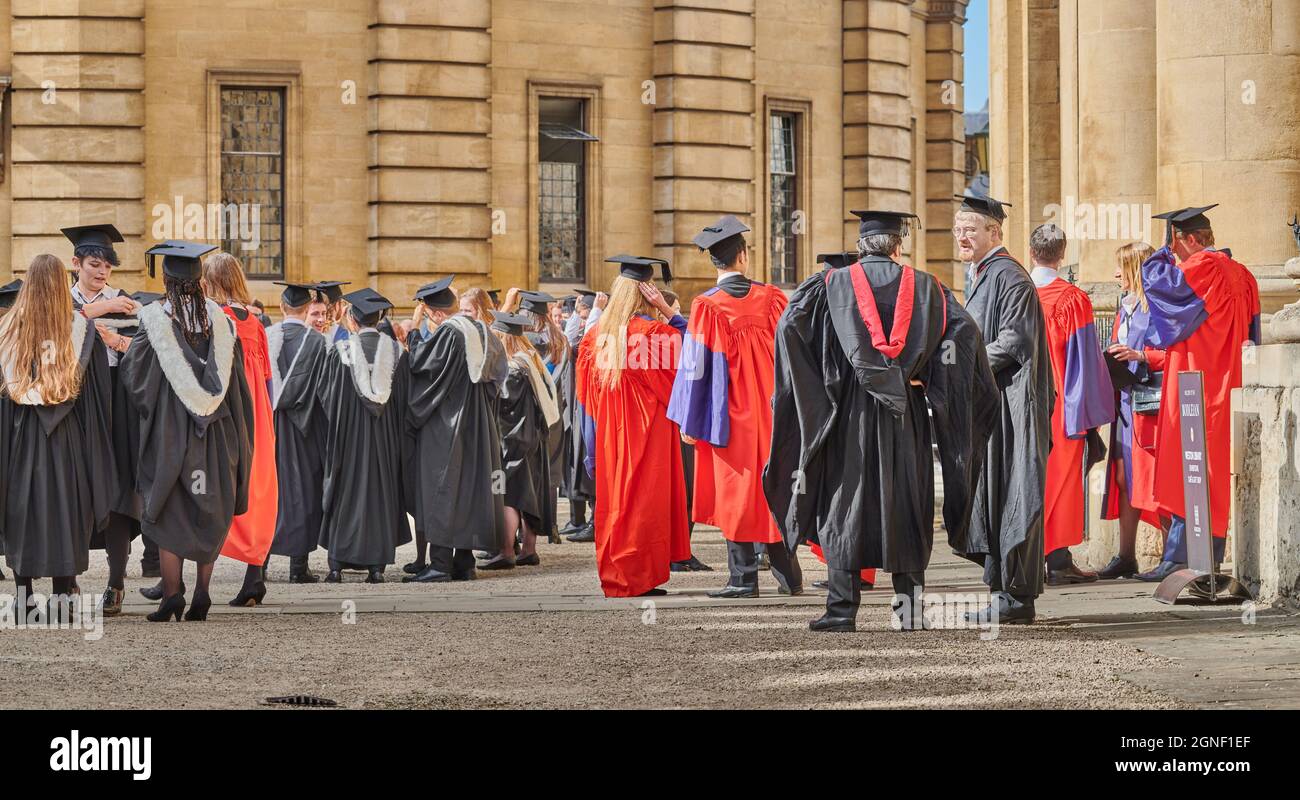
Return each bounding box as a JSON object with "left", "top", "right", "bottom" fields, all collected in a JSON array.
[{"left": 0, "top": 523, "right": 1186, "bottom": 709}]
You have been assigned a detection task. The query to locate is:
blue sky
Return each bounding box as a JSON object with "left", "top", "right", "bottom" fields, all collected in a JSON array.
[{"left": 964, "top": 0, "right": 989, "bottom": 112}]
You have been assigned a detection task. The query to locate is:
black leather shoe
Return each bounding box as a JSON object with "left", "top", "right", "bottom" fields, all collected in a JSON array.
[
  {"left": 402, "top": 560, "right": 426, "bottom": 575},
  {"left": 1047, "top": 563, "right": 1099, "bottom": 586},
  {"left": 558, "top": 520, "right": 585, "bottom": 536},
  {"left": 809, "top": 613, "right": 855, "bottom": 633},
  {"left": 669, "top": 555, "right": 712, "bottom": 572},
  {"left": 965, "top": 593, "right": 1036, "bottom": 625},
  {"left": 1096, "top": 554, "right": 1140, "bottom": 580},
  {"left": 707, "top": 585, "right": 758, "bottom": 599},
  {"left": 140, "top": 580, "right": 183, "bottom": 601},
  {"left": 566, "top": 523, "right": 595, "bottom": 543},
  {"left": 403, "top": 566, "right": 451, "bottom": 583},
  {"left": 289, "top": 570, "right": 320, "bottom": 584},
  {"left": 777, "top": 584, "right": 804, "bottom": 597},
  {"left": 228, "top": 582, "right": 267, "bottom": 607},
  {"left": 365, "top": 568, "right": 385, "bottom": 584},
  {"left": 146, "top": 593, "right": 186, "bottom": 622},
  {"left": 185, "top": 590, "right": 212, "bottom": 621},
  {"left": 515, "top": 553, "right": 540, "bottom": 567},
  {"left": 478, "top": 554, "right": 515, "bottom": 571},
  {"left": 324, "top": 570, "right": 343, "bottom": 583},
  {"left": 637, "top": 588, "right": 667, "bottom": 597},
  {"left": 1136, "top": 560, "right": 1186, "bottom": 582},
  {"left": 100, "top": 587, "right": 124, "bottom": 617}
]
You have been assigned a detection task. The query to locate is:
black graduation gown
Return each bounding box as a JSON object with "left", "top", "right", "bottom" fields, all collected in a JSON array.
[
  {"left": 961, "top": 249, "right": 1055, "bottom": 598},
  {"left": 406, "top": 316, "right": 509, "bottom": 551},
  {"left": 268, "top": 321, "right": 329, "bottom": 558},
  {"left": 317, "top": 331, "right": 411, "bottom": 567},
  {"left": 0, "top": 316, "right": 117, "bottom": 577},
  {"left": 118, "top": 302, "right": 254, "bottom": 564},
  {"left": 499, "top": 355, "right": 555, "bottom": 537},
  {"left": 763, "top": 256, "right": 999, "bottom": 574}
]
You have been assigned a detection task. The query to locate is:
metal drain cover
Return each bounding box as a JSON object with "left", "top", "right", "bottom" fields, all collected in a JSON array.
[{"left": 263, "top": 695, "right": 339, "bottom": 708}]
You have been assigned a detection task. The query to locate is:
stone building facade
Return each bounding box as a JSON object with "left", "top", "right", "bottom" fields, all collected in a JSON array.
[
  {"left": 990, "top": 0, "right": 1300, "bottom": 312},
  {"left": 0, "top": 0, "right": 970, "bottom": 307}
]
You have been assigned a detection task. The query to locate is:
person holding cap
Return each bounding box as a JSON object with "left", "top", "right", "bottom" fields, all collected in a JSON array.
[
  {"left": 317, "top": 288, "right": 411, "bottom": 583},
  {"left": 668, "top": 215, "right": 801, "bottom": 597},
  {"left": 953, "top": 190, "right": 1054, "bottom": 625},
  {"left": 575, "top": 255, "right": 692, "bottom": 597},
  {"left": 266, "top": 281, "right": 330, "bottom": 584},
  {"left": 1134, "top": 204, "right": 1260, "bottom": 581},
  {"left": 120, "top": 240, "right": 255, "bottom": 622},
  {"left": 404, "top": 277, "right": 509, "bottom": 583},
  {"left": 766, "top": 211, "right": 998, "bottom": 632}
]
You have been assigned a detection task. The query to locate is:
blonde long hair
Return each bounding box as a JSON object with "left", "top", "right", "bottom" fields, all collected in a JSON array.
[
  {"left": 1116, "top": 242, "right": 1154, "bottom": 313},
  {"left": 594, "top": 276, "right": 653, "bottom": 388},
  {"left": 0, "top": 254, "right": 82, "bottom": 404},
  {"left": 460, "top": 287, "right": 496, "bottom": 325},
  {"left": 202, "top": 251, "right": 253, "bottom": 306}
]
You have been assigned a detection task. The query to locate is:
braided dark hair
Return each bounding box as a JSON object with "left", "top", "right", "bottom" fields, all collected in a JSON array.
[{"left": 164, "top": 275, "right": 210, "bottom": 347}]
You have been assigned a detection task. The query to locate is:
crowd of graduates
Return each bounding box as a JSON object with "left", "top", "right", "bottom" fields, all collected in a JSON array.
[{"left": 0, "top": 190, "right": 1261, "bottom": 631}]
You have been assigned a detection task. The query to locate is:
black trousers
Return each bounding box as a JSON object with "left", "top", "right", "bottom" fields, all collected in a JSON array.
[
  {"left": 726, "top": 540, "right": 802, "bottom": 592},
  {"left": 826, "top": 569, "right": 924, "bottom": 620},
  {"left": 288, "top": 554, "right": 312, "bottom": 575},
  {"left": 1045, "top": 547, "right": 1072, "bottom": 571},
  {"left": 141, "top": 534, "right": 159, "bottom": 570},
  {"left": 428, "top": 546, "right": 476, "bottom": 577}
]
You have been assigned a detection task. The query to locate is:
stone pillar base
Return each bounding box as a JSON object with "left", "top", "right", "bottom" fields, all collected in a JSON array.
[{"left": 1233, "top": 343, "right": 1300, "bottom": 606}]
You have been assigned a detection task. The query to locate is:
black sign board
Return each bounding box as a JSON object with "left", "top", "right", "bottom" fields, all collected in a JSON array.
[{"left": 1177, "top": 371, "right": 1215, "bottom": 581}]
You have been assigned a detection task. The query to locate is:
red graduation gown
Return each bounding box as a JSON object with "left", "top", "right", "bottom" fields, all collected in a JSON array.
[
  {"left": 576, "top": 315, "right": 691, "bottom": 596},
  {"left": 1148, "top": 249, "right": 1259, "bottom": 537},
  {"left": 667, "top": 282, "right": 787, "bottom": 543},
  {"left": 220, "top": 306, "right": 278, "bottom": 564},
  {"left": 1037, "top": 278, "right": 1114, "bottom": 554}
]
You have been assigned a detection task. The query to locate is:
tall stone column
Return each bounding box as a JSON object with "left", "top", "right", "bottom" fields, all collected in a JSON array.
[
  {"left": 920, "top": 0, "right": 969, "bottom": 286},
  {"left": 843, "top": 0, "right": 913, "bottom": 249},
  {"left": 652, "top": 1, "right": 756, "bottom": 301},
  {"left": 1071, "top": 0, "right": 1156, "bottom": 283},
  {"left": 1155, "top": 0, "right": 1300, "bottom": 313},
  {"left": 9, "top": 0, "right": 146, "bottom": 283},
  {"left": 368, "top": 0, "right": 491, "bottom": 303}
]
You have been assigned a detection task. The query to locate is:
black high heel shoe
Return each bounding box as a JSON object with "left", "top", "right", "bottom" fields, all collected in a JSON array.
[
  {"left": 147, "top": 593, "right": 186, "bottom": 622},
  {"left": 185, "top": 590, "right": 212, "bottom": 621},
  {"left": 228, "top": 582, "right": 267, "bottom": 607}
]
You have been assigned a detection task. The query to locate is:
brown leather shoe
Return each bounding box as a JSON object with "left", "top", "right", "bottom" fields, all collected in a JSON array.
[{"left": 1047, "top": 563, "right": 1099, "bottom": 586}]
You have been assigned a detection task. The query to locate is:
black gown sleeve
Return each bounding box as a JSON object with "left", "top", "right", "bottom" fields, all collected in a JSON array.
[
  {"left": 922, "top": 286, "right": 1000, "bottom": 555},
  {"left": 79, "top": 332, "right": 119, "bottom": 532}
]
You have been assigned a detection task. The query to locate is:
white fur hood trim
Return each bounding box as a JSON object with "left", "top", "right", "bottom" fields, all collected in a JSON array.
[
  {"left": 337, "top": 332, "right": 399, "bottom": 405},
  {"left": 138, "top": 299, "right": 236, "bottom": 417},
  {"left": 509, "top": 351, "right": 561, "bottom": 428}
]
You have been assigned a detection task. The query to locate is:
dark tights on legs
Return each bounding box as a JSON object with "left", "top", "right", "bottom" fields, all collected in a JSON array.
[
  {"left": 160, "top": 549, "right": 213, "bottom": 598},
  {"left": 105, "top": 524, "right": 130, "bottom": 590}
]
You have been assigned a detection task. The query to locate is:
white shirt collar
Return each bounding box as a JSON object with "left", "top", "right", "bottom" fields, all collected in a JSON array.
[
  {"left": 716, "top": 270, "right": 746, "bottom": 285},
  {"left": 1030, "top": 265, "right": 1059, "bottom": 288},
  {"left": 72, "top": 283, "right": 119, "bottom": 304}
]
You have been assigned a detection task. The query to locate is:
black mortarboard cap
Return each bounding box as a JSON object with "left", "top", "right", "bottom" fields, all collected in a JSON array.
[
  {"left": 518, "top": 290, "right": 557, "bottom": 316},
  {"left": 574, "top": 289, "right": 597, "bottom": 308},
  {"left": 955, "top": 190, "right": 1013, "bottom": 223},
  {"left": 0, "top": 279, "right": 22, "bottom": 309},
  {"left": 145, "top": 240, "right": 218, "bottom": 281},
  {"left": 274, "top": 281, "right": 318, "bottom": 308},
  {"left": 487, "top": 289, "right": 501, "bottom": 307},
  {"left": 692, "top": 215, "right": 751, "bottom": 267},
  {"left": 490, "top": 310, "right": 531, "bottom": 336},
  {"left": 600, "top": 256, "right": 660, "bottom": 284},
  {"left": 560, "top": 296, "right": 576, "bottom": 312},
  {"left": 414, "top": 275, "right": 457, "bottom": 309},
  {"left": 850, "top": 210, "right": 918, "bottom": 238},
  {"left": 1153, "top": 204, "right": 1218, "bottom": 233},
  {"left": 816, "top": 252, "right": 859, "bottom": 270},
  {"left": 342, "top": 288, "right": 393, "bottom": 323},
  {"left": 313, "top": 280, "right": 350, "bottom": 304},
  {"left": 62, "top": 224, "right": 124, "bottom": 250}
]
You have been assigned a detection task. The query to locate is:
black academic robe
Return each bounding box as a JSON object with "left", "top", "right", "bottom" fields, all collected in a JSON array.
[
  {"left": 0, "top": 315, "right": 117, "bottom": 577},
  {"left": 318, "top": 331, "right": 411, "bottom": 567},
  {"left": 268, "top": 321, "right": 329, "bottom": 558},
  {"left": 499, "top": 354, "right": 557, "bottom": 537},
  {"left": 118, "top": 302, "right": 254, "bottom": 564},
  {"left": 763, "top": 256, "right": 999, "bottom": 575},
  {"left": 961, "top": 249, "right": 1055, "bottom": 598},
  {"left": 406, "top": 316, "right": 508, "bottom": 551}
]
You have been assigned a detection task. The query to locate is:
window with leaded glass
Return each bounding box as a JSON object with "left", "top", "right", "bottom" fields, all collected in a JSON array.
[
  {"left": 769, "top": 112, "right": 798, "bottom": 286},
  {"left": 220, "top": 86, "right": 285, "bottom": 279},
  {"left": 538, "top": 97, "right": 594, "bottom": 282}
]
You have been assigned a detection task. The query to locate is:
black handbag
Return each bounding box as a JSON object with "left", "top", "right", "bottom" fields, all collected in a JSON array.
[{"left": 1133, "top": 370, "right": 1163, "bottom": 416}]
